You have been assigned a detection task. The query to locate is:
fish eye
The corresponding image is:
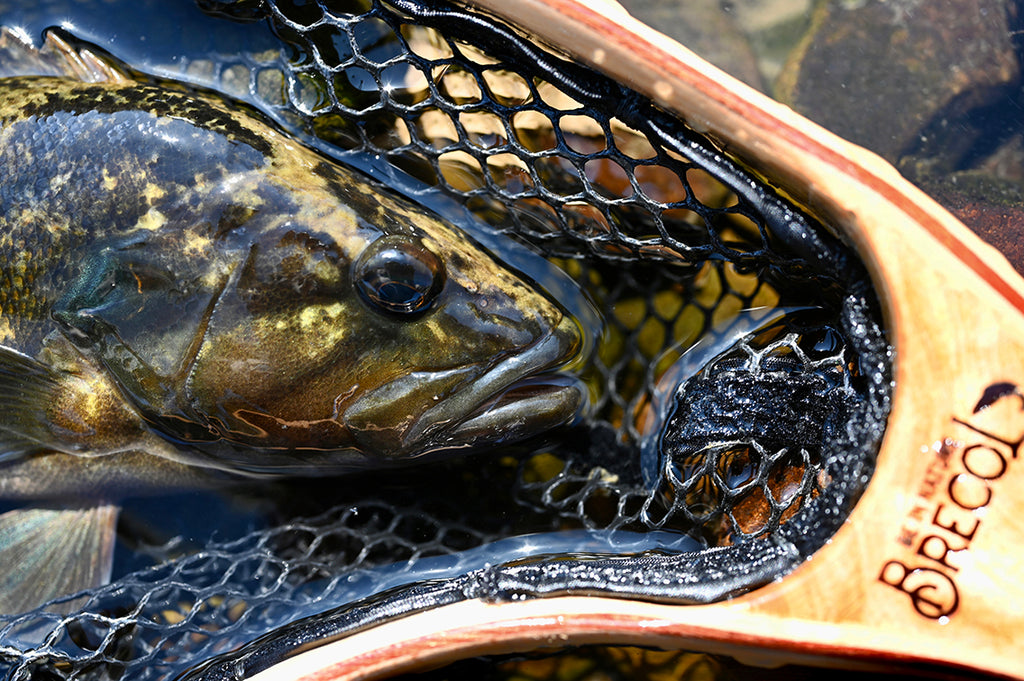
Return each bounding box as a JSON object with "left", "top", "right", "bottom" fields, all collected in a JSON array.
[{"left": 354, "top": 235, "right": 446, "bottom": 316}]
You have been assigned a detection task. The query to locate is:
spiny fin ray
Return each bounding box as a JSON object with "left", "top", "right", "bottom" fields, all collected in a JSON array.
[{"left": 0, "top": 26, "right": 130, "bottom": 82}]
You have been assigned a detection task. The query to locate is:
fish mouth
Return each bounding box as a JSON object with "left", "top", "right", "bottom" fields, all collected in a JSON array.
[
  {"left": 432, "top": 373, "right": 587, "bottom": 451},
  {"left": 412, "top": 315, "right": 586, "bottom": 446},
  {"left": 343, "top": 315, "right": 588, "bottom": 457}
]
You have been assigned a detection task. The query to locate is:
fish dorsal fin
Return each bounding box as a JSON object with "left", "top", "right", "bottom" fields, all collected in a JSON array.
[
  {"left": 0, "top": 346, "right": 72, "bottom": 462},
  {"left": 0, "top": 27, "right": 60, "bottom": 79},
  {"left": 0, "top": 26, "right": 130, "bottom": 82},
  {"left": 0, "top": 503, "right": 118, "bottom": 614},
  {"left": 40, "top": 30, "right": 131, "bottom": 83}
]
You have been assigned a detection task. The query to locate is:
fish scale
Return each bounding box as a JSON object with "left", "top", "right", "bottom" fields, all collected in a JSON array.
[
  {"left": 0, "top": 58, "right": 588, "bottom": 613},
  {"left": 0, "top": 98, "right": 262, "bottom": 351}
]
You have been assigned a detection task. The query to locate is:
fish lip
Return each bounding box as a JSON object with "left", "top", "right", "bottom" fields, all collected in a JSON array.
[
  {"left": 437, "top": 373, "right": 587, "bottom": 450},
  {"left": 402, "top": 316, "right": 586, "bottom": 453}
]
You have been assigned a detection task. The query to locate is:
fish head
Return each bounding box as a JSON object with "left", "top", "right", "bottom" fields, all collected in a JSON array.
[{"left": 54, "top": 163, "right": 589, "bottom": 471}]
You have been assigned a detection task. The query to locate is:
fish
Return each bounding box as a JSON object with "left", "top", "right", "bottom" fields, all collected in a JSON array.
[{"left": 0, "top": 31, "right": 587, "bottom": 612}]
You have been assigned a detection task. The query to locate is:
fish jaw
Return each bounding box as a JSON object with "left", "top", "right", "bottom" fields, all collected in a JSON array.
[
  {"left": 438, "top": 374, "right": 587, "bottom": 451},
  {"left": 342, "top": 314, "right": 587, "bottom": 457}
]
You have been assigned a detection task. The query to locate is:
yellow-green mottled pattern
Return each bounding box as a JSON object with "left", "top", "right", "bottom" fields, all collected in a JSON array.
[
  {"left": 0, "top": 75, "right": 583, "bottom": 494},
  {"left": 0, "top": 77, "right": 275, "bottom": 349}
]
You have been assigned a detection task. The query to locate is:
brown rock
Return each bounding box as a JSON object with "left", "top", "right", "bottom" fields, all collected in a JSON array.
[
  {"left": 620, "top": 0, "right": 766, "bottom": 91},
  {"left": 727, "top": 0, "right": 814, "bottom": 83},
  {"left": 776, "top": 0, "right": 1020, "bottom": 163},
  {"left": 915, "top": 169, "right": 1024, "bottom": 276}
]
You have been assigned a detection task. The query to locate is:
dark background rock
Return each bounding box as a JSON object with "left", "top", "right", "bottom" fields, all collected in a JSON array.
[
  {"left": 619, "top": 0, "right": 766, "bottom": 91},
  {"left": 775, "top": 0, "right": 1020, "bottom": 164},
  {"left": 726, "top": 0, "right": 814, "bottom": 83},
  {"left": 914, "top": 170, "right": 1024, "bottom": 273}
]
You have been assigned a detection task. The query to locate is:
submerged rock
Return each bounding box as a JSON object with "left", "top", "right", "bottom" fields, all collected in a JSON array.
[
  {"left": 620, "top": 0, "right": 766, "bottom": 91},
  {"left": 913, "top": 167, "right": 1024, "bottom": 275},
  {"left": 726, "top": 0, "right": 814, "bottom": 84},
  {"left": 776, "top": 0, "right": 1020, "bottom": 163}
]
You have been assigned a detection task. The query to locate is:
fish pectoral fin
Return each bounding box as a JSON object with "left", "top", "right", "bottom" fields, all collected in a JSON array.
[
  {"left": 0, "top": 343, "right": 151, "bottom": 462},
  {"left": 0, "top": 503, "right": 118, "bottom": 614},
  {"left": 0, "top": 346, "right": 69, "bottom": 462}
]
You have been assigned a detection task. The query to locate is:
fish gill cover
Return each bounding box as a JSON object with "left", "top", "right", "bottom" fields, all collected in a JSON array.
[{"left": 0, "top": 0, "right": 890, "bottom": 678}]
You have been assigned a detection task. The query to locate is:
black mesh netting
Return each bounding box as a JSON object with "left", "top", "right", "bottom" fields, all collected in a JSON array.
[{"left": 0, "top": 0, "right": 891, "bottom": 679}]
